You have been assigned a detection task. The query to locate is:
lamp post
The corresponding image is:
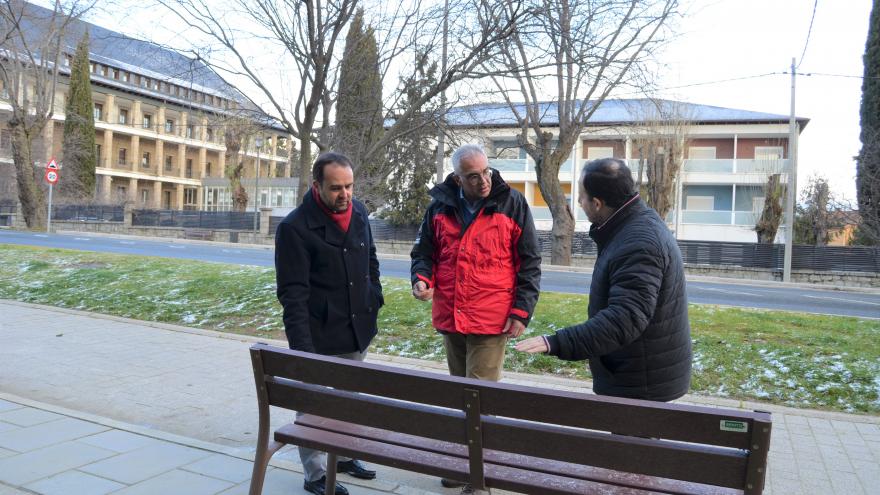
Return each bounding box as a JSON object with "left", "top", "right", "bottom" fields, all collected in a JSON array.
[{"left": 253, "top": 135, "right": 263, "bottom": 234}]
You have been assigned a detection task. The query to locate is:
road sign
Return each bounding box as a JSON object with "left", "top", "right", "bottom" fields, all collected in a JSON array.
[
  {"left": 45, "top": 169, "right": 58, "bottom": 185},
  {"left": 46, "top": 158, "right": 58, "bottom": 170}
]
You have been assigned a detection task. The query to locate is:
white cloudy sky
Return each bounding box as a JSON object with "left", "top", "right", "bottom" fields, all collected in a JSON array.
[
  {"left": 655, "top": 0, "right": 872, "bottom": 202},
  {"left": 83, "top": 0, "right": 872, "bottom": 202}
]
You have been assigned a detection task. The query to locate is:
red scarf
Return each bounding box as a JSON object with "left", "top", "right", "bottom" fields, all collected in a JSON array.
[{"left": 312, "top": 185, "right": 352, "bottom": 233}]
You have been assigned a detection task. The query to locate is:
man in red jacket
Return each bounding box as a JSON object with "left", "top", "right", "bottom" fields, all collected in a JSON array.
[{"left": 411, "top": 145, "right": 541, "bottom": 491}]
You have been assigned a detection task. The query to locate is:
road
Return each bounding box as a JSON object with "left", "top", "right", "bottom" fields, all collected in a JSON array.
[{"left": 2, "top": 230, "right": 879, "bottom": 318}]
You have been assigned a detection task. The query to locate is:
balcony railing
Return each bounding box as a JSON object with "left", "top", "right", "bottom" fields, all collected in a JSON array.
[
  {"left": 489, "top": 158, "right": 573, "bottom": 173},
  {"left": 684, "top": 159, "right": 734, "bottom": 173},
  {"left": 736, "top": 159, "right": 788, "bottom": 174},
  {"left": 680, "top": 210, "right": 762, "bottom": 225}
]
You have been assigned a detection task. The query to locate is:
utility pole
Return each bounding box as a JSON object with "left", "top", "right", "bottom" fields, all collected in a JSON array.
[
  {"left": 253, "top": 135, "right": 263, "bottom": 235},
  {"left": 434, "top": 0, "right": 449, "bottom": 184},
  {"left": 783, "top": 57, "right": 799, "bottom": 283}
]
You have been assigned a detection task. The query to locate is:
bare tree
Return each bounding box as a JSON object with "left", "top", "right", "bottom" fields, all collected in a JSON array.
[
  {"left": 213, "top": 114, "right": 258, "bottom": 212},
  {"left": 0, "top": 0, "right": 93, "bottom": 228},
  {"left": 630, "top": 98, "right": 689, "bottom": 221},
  {"left": 483, "top": 0, "right": 678, "bottom": 265},
  {"left": 155, "top": 0, "right": 522, "bottom": 203},
  {"left": 793, "top": 175, "right": 853, "bottom": 245},
  {"left": 755, "top": 173, "right": 785, "bottom": 244}
]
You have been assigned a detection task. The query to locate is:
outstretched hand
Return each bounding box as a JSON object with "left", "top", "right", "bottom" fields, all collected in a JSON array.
[{"left": 514, "top": 336, "right": 549, "bottom": 354}]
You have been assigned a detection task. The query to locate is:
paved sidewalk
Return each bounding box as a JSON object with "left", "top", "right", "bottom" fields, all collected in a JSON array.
[{"left": 1, "top": 300, "right": 879, "bottom": 494}]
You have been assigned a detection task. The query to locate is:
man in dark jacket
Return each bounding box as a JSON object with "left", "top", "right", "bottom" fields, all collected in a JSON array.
[
  {"left": 275, "top": 152, "right": 383, "bottom": 495},
  {"left": 515, "top": 158, "right": 691, "bottom": 402}
]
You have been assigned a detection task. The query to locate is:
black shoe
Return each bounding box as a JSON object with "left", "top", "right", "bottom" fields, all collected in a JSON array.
[
  {"left": 336, "top": 459, "right": 376, "bottom": 480},
  {"left": 441, "top": 477, "right": 467, "bottom": 488},
  {"left": 303, "top": 476, "right": 349, "bottom": 495}
]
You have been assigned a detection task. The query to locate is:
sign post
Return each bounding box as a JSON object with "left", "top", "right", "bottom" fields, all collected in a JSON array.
[{"left": 45, "top": 159, "right": 59, "bottom": 232}]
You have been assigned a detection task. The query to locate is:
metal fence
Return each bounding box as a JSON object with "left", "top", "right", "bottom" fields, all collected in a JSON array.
[
  {"left": 52, "top": 205, "right": 124, "bottom": 222},
  {"left": 133, "top": 209, "right": 259, "bottom": 230}
]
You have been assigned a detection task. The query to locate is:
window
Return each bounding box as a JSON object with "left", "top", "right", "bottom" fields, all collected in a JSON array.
[
  {"left": 99, "top": 66, "right": 107, "bottom": 77},
  {"left": 152, "top": 80, "right": 159, "bottom": 91},
  {"left": 165, "top": 119, "right": 174, "bottom": 133},
  {"left": 687, "top": 196, "right": 714, "bottom": 210},
  {"left": 184, "top": 188, "right": 197, "bottom": 206},
  {"left": 120, "top": 72, "right": 129, "bottom": 82},
  {"left": 118, "top": 109, "right": 128, "bottom": 125},
  {"left": 112, "top": 68, "right": 119, "bottom": 79},
  {"left": 93, "top": 103, "right": 103, "bottom": 121},
  {"left": 140, "top": 189, "right": 149, "bottom": 204},
  {"left": 118, "top": 148, "right": 127, "bottom": 165},
  {"left": 491, "top": 140, "right": 522, "bottom": 160},
  {"left": 206, "top": 127, "right": 214, "bottom": 142},
  {"left": 141, "top": 77, "right": 149, "bottom": 88},
  {"left": 142, "top": 152, "right": 151, "bottom": 168},
  {"left": 142, "top": 114, "right": 152, "bottom": 129},
  {"left": 63, "top": 56, "right": 70, "bottom": 67},
  {"left": 755, "top": 146, "right": 784, "bottom": 160},
  {"left": 186, "top": 159, "right": 193, "bottom": 178},
  {"left": 90, "top": 63, "right": 96, "bottom": 73},
  {"left": 165, "top": 155, "right": 173, "bottom": 171},
  {"left": 205, "top": 162, "right": 212, "bottom": 176},
  {"left": 185, "top": 125, "right": 194, "bottom": 139},
  {"left": 753, "top": 197, "right": 766, "bottom": 213},
  {"left": 688, "top": 147, "right": 716, "bottom": 159},
  {"left": 94, "top": 144, "right": 102, "bottom": 164},
  {"left": 586, "top": 147, "right": 615, "bottom": 160}
]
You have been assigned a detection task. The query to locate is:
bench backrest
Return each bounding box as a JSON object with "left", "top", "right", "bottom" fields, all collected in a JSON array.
[{"left": 251, "top": 343, "right": 771, "bottom": 494}]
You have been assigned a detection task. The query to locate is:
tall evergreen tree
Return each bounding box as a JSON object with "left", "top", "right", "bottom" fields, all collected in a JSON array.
[
  {"left": 856, "top": 0, "right": 880, "bottom": 244},
  {"left": 60, "top": 30, "right": 96, "bottom": 202},
  {"left": 381, "top": 51, "right": 438, "bottom": 226},
  {"left": 334, "top": 9, "right": 384, "bottom": 209}
]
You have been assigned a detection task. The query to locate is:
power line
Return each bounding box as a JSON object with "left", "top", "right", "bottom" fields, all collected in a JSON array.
[{"left": 797, "top": 0, "right": 819, "bottom": 69}]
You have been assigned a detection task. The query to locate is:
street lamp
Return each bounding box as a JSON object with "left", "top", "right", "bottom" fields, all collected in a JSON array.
[{"left": 253, "top": 135, "right": 263, "bottom": 234}]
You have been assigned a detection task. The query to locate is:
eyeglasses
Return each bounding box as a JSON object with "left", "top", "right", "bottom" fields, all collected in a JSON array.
[{"left": 459, "top": 168, "right": 493, "bottom": 185}]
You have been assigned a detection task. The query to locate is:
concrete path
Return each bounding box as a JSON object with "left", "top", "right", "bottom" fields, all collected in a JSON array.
[{"left": 1, "top": 300, "right": 878, "bottom": 494}]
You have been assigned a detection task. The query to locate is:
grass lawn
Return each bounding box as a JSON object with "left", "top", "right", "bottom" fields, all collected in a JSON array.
[{"left": 1, "top": 243, "right": 878, "bottom": 414}]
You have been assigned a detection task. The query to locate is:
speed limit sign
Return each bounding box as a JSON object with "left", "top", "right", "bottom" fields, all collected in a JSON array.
[{"left": 45, "top": 169, "right": 58, "bottom": 184}]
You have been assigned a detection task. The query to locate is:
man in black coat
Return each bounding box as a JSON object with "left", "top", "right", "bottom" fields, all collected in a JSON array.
[
  {"left": 515, "top": 158, "right": 691, "bottom": 402},
  {"left": 275, "top": 152, "right": 383, "bottom": 495}
]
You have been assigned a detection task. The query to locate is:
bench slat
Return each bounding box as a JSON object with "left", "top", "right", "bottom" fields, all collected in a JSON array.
[
  {"left": 257, "top": 345, "right": 766, "bottom": 448},
  {"left": 266, "top": 379, "right": 468, "bottom": 444},
  {"left": 278, "top": 422, "right": 659, "bottom": 495},
  {"left": 296, "top": 415, "right": 740, "bottom": 495}
]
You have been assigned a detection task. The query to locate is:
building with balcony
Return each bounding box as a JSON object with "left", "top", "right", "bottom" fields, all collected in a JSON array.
[
  {"left": 0, "top": 2, "right": 295, "bottom": 212},
  {"left": 446, "top": 99, "right": 809, "bottom": 243}
]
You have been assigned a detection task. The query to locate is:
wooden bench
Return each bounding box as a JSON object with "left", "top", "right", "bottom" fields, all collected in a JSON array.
[
  {"left": 248, "top": 343, "right": 771, "bottom": 495},
  {"left": 183, "top": 229, "right": 213, "bottom": 240}
]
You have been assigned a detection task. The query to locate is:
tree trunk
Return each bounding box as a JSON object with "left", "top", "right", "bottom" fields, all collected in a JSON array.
[
  {"left": 11, "top": 126, "right": 45, "bottom": 229},
  {"left": 756, "top": 174, "right": 785, "bottom": 244},
  {"left": 536, "top": 155, "right": 574, "bottom": 265},
  {"left": 297, "top": 139, "right": 312, "bottom": 203}
]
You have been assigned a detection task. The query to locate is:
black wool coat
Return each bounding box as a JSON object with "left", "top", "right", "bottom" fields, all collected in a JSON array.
[
  {"left": 275, "top": 191, "right": 383, "bottom": 355},
  {"left": 547, "top": 198, "right": 692, "bottom": 402}
]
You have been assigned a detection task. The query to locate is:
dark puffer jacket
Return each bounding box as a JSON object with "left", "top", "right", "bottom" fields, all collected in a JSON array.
[{"left": 547, "top": 196, "right": 692, "bottom": 401}]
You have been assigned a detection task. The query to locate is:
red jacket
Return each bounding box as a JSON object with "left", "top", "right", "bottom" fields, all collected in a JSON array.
[{"left": 410, "top": 171, "right": 541, "bottom": 334}]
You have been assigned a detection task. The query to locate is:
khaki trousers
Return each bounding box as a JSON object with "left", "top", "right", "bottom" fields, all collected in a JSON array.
[{"left": 442, "top": 333, "right": 508, "bottom": 382}]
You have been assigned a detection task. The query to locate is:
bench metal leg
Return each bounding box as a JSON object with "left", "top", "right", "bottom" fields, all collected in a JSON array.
[
  {"left": 326, "top": 453, "right": 339, "bottom": 494},
  {"left": 248, "top": 440, "right": 284, "bottom": 495}
]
